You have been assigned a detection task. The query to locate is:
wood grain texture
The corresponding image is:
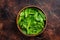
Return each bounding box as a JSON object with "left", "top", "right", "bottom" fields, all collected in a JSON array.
[{"left": 0, "top": 0, "right": 60, "bottom": 40}]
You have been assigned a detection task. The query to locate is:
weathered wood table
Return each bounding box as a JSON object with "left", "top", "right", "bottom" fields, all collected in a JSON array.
[{"left": 0, "top": 0, "right": 60, "bottom": 40}]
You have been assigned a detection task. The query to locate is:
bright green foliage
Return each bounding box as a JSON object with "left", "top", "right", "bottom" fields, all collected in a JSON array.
[{"left": 17, "top": 7, "right": 46, "bottom": 35}]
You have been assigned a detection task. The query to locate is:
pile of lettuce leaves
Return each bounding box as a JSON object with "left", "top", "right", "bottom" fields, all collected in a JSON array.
[{"left": 18, "top": 7, "right": 46, "bottom": 35}]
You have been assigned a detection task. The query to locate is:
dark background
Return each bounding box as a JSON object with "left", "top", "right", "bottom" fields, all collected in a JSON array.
[{"left": 0, "top": 0, "right": 60, "bottom": 40}]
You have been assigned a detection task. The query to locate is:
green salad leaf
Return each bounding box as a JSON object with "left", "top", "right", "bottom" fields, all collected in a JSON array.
[{"left": 17, "top": 7, "right": 46, "bottom": 35}]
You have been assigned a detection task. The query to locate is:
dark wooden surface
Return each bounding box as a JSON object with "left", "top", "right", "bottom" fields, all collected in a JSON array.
[{"left": 0, "top": 0, "right": 60, "bottom": 40}]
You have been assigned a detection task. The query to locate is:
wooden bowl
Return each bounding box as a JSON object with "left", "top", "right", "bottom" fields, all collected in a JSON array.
[{"left": 16, "top": 5, "right": 47, "bottom": 36}]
